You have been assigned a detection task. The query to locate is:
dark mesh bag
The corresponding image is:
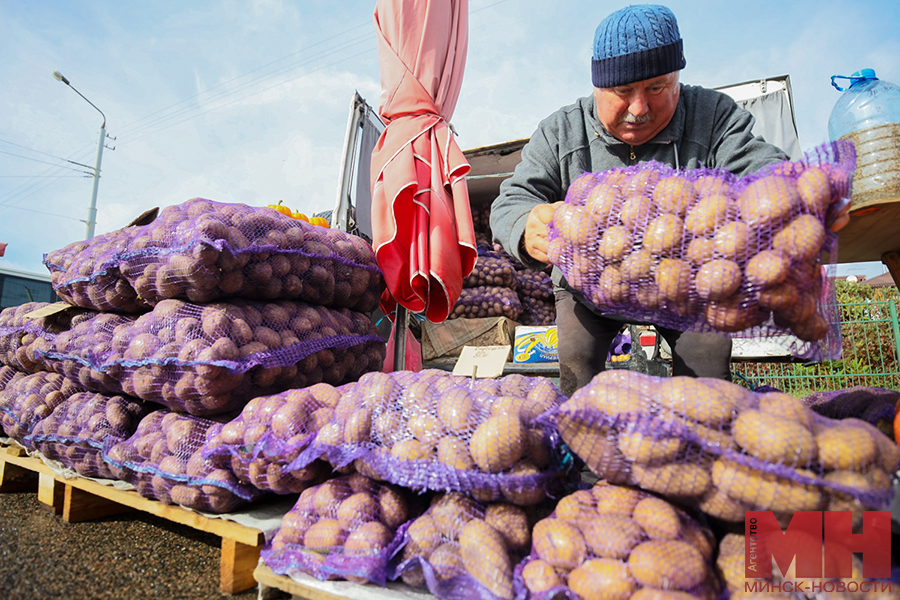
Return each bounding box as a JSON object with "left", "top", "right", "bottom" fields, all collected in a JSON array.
[
  {"left": 450, "top": 286, "right": 523, "bottom": 321},
  {"left": 102, "top": 409, "right": 264, "bottom": 513},
  {"left": 464, "top": 256, "right": 518, "bottom": 290},
  {"left": 546, "top": 140, "right": 856, "bottom": 361},
  {"left": 261, "top": 474, "right": 415, "bottom": 585},
  {"left": 0, "top": 371, "right": 85, "bottom": 447},
  {"left": 202, "top": 384, "right": 346, "bottom": 494},
  {"left": 541, "top": 370, "right": 898, "bottom": 527},
  {"left": 518, "top": 296, "right": 555, "bottom": 327},
  {"left": 44, "top": 198, "right": 386, "bottom": 313},
  {"left": 38, "top": 298, "right": 386, "bottom": 416},
  {"left": 0, "top": 302, "right": 92, "bottom": 374},
  {"left": 515, "top": 269, "right": 553, "bottom": 302},
  {"left": 391, "top": 492, "right": 537, "bottom": 600},
  {"left": 515, "top": 481, "right": 719, "bottom": 600},
  {"left": 290, "top": 370, "right": 575, "bottom": 506},
  {"left": 25, "top": 391, "right": 148, "bottom": 479}
]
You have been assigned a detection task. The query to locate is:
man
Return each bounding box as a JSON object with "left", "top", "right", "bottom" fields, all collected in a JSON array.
[{"left": 490, "top": 4, "right": 849, "bottom": 397}]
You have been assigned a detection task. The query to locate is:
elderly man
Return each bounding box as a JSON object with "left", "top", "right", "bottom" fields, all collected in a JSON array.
[{"left": 490, "top": 4, "right": 829, "bottom": 396}]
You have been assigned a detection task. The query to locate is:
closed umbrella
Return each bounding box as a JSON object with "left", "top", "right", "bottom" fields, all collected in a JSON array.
[{"left": 370, "top": 0, "right": 476, "bottom": 324}]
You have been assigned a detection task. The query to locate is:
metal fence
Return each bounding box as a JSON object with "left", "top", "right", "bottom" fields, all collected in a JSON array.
[{"left": 733, "top": 295, "right": 900, "bottom": 396}]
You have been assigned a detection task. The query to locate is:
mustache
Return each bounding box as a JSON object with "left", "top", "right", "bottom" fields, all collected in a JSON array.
[{"left": 622, "top": 113, "right": 651, "bottom": 124}]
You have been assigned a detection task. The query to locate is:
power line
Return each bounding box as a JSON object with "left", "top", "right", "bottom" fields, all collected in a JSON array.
[
  {"left": 0, "top": 137, "right": 84, "bottom": 165},
  {"left": 0, "top": 150, "right": 92, "bottom": 174}
]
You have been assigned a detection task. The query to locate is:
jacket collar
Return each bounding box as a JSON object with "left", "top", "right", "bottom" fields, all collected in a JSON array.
[{"left": 587, "top": 84, "right": 686, "bottom": 147}]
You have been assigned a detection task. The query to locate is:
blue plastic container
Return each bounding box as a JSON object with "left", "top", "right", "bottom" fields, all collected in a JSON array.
[{"left": 828, "top": 69, "right": 900, "bottom": 209}]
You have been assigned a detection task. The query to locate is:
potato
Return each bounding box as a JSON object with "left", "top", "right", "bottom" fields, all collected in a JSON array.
[
  {"left": 598, "top": 225, "right": 632, "bottom": 261},
  {"left": 594, "top": 265, "right": 629, "bottom": 305},
  {"left": 521, "top": 559, "right": 563, "bottom": 594},
  {"left": 620, "top": 249, "right": 654, "bottom": 281},
  {"left": 581, "top": 514, "right": 643, "bottom": 559},
  {"left": 313, "top": 479, "right": 353, "bottom": 517},
  {"left": 694, "top": 259, "right": 741, "bottom": 301},
  {"left": 428, "top": 542, "right": 465, "bottom": 581},
  {"left": 630, "top": 462, "right": 711, "bottom": 498},
  {"left": 795, "top": 166, "right": 831, "bottom": 217},
  {"left": 459, "top": 519, "right": 514, "bottom": 600},
  {"left": 554, "top": 204, "right": 591, "bottom": 245},
  {"left": 654, "top": 258, "right": 692, "bottom": 302},
  {"left": 706, "top": 295, "right": 768, "bottom": 333},
  {"left": 685, "top": 193, "right": 734, "bottom": 236},
  {"left": 617, "top": 430, "right": 683, "bottom": 465},
  {"left": 628, "top": 540, "right": 706, "bottom": 590},
  {"left": 816, "top": 424, "right": 877, "bottom": 471},
  {"left": 303, "top": 518, "right": 346, "bottom": 553},
  {"left": 738, "top": 175, "right": 799, "bottom": 227},
  {"left": 436, "top": 436, "right": 476, "bottom": 471},
  {"left": 533, "top": 518, "right": 586, "bottom": 569},
  {"left": 568, "top": 558, "right": 634, "bottom": 600},
  {"left": 620, "top": 195, "right": 656, "bottom": 229},
  {"left": 711, "top": 458, "right": 823, "bottom": 512},
  {"left": 468, "top": 414, "right": 524, "bottom": 473},
  {"left": 632, "top": 496, "right": 681, "bottom": 540},
  {"left": 406, "top": 515, "right": 441, "bottom": 558},
  {"left": 336, "top": 492, "right": 380, "bottom": 530},
  {"left": 655, "top": 376, "right": 736, "bottom": 426},
  {"left": 591, "top": 483, "right": 642, "bottom": 516},
  {"left": 772, "top": 214, "right": 826, "bottom": 261},
  {"left": 484, "top": 503, "right": 530, "bottom": 553},
  {"left": 745, "top": 250, "right": 789, "bottom": 289},
  {"left": 377, "top": 485, "right": 409, "bottom": 529},
  {"left": 642, "top": 214, "right": 683, "bottom": 255},
  {"left": 344, "top": 521, "right": 393, "bottom": 556},
  {"left": 713, "top": 220, "right": 750, "bottom": 259},
  {"left": 733, "top": 409, "right": 817, "bottom": 466},
  {"left": 685, "top": 237, "right": 715, "bottom": 266},
  {"left": 554, "top": 489, "right": 595, "bottom": 521},
  {"left": 585, "top": 182, "right": 624, "bottom": 222},
  {"left": 652, "top": 175, "right": 694, "bottom": 216}
]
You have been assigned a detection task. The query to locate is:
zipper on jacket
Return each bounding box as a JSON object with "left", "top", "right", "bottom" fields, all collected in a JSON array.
[{"left": 629, "top": 146, "right": 636, "bottom": 162}]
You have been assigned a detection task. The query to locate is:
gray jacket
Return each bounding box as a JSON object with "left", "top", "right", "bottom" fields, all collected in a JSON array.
[{"left": 490, "top": 84, "right": 789, "bottom": 284}]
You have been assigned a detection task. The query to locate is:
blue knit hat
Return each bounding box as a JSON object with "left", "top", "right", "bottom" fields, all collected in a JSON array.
[{"left": 592, "top": 4, "right": 686, "bottom": 88}]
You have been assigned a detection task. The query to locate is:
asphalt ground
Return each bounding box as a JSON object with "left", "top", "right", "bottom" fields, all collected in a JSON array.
[{"left": 0, "top": 483, "right": 259, "bottom": 600}]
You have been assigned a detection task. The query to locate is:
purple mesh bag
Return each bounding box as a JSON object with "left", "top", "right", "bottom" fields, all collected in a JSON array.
[
  {"left": 518, "top": 296, "right": 555, "bottom": 327},
  {"left": 102, "top": 409, "right": 265, "bottom": 513},
  {"left": 262, "top": 474, "right": 416, "bottom": 585},
  {"left": 513, "top": 481, "right": 720, "bottom": 600},
  {"left": 0, "top": 302, "right": 93, "bottom": 374},
  {"left": 540, "top": 369, "right": 898, "bottom": 527},
  {"left": 25, "top": 391, "right": 148, "bottom": 479},
  {"left": 546, "top": 140, "right": 857, "bottom": 362},
  {"left": 37, "top": 298, "right": 386, "bottom": 416},
  {"left": 803, "top": 386, "right": 899, "bottom": 427},
  {"left": 450, "top": 286, "right": 523, "bottom": 321},
  {"left": 0, "top": 371, "right": 85, "bottom": 447},
  {"left": 44, "top": 198, "right": 386, "bottom": 313},
  {"left": 515, "top": 269, "right": 553, "bottom": 302},
  {"left": 291, "top": 370, "right": 575, "bottom": 506},
  {"left": 464, "top": 256, "right": 518, "bottom": 290},
  {"left": 202, "top": 384, "right": 347, "bottom": 494},
  {"left": 390, "top": 492, "right": 536, "bottom": 600}
]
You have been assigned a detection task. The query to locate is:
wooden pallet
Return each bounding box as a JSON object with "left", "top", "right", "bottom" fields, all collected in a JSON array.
[
  {"left": 0, "top": 443, "right": 264, "bottom": 594},
  {"left": 253, "top": 562, "right": 434, "bottom": 600}
]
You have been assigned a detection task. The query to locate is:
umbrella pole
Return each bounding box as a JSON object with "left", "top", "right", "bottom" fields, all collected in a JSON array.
[{"left": 392, "top": 305, "right": 408, "bottom": 371}]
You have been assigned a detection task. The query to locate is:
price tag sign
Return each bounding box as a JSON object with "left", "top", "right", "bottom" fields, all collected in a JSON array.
[{"left": 452, "top": 345, "right": 510, "bottom": 378}]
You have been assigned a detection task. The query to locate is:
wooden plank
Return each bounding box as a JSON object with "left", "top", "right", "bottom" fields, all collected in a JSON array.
[
  {"left": 221, "top": 537, "right": 262, "bottom": 595},
  {"left": 882, "top": 251, "right": 900, "bottom": 287},
  {"left": 0, "top": 459, "right": 36, "bottom": 492},
  {"left": 38, "top": 472, "right": 64, "bottom": 515},
  {"left": 254, "top": 563, "right": 349, "bottom": 600},
  {"left": 252, "top": 563, "right": 436, "bottom": 600},
  {"left": 836, "top": 202, "right": 900, "bottom": 263},
  {"left": 63, "top": 483, "right": 136, "bottom": 523}
]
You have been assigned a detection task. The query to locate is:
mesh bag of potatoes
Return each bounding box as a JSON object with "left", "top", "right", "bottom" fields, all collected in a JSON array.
[
  {"left": 102, "top": 409, "right": 265, "bottom": 513},
  {"left": 541, "top": 370, "right": 899, "bottom": 525},
  {"left": 44, "top": 197, "right": 386, "bottom": 313},
  {"left": 36, "top": 298, "right": 386, "bottom": 417},
  {"left": 0, "top": 302, "right": 93, "bottom": 375},
  {"left": 261, "top": 473, "right": 417, "bottom": 585},
  {"left": 289, "top": 370, "right": 574, "bottom": 505},
  {"left": 0, "top": 371, "right": 85, "bottom": 447},
  {"left": 391, "top": 491, "right": 538, "bottom": 600},
  {"left": 450, "top": 286, "right": 523, "bottom": 321},
  {"left": 24, "top": 391, "right": 148, "bottom": 479},
  {"left": 517, "top": 481, "right": 720, "bottom": 600},
  {"left": 519, "top": 296, "right": 556, "bottom": 327},
  {"left": 464, "top": 255, "right": 519, "bottom": 290},
  {"left": 201, "top": 383, "right": 349, "bottom": 495},
  {"left": 547, "top": 140, "right": 857, "bottom": 361}
]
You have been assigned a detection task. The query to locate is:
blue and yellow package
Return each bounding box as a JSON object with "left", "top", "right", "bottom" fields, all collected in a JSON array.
[{"left": 513, "top": 326, "right": 558, "bottom": 363}]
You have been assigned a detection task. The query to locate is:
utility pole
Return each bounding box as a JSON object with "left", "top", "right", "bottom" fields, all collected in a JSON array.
[{"left": 53, "top": 70, "right": 112, "bottom": 240}]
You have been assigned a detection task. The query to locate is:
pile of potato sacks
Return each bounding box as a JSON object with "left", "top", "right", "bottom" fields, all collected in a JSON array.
[{"left": 547, "top": 142, "right": 855, "bottom": 350}]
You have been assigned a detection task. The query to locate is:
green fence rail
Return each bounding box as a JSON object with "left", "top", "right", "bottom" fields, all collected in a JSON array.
[{"left": 733, "top": 282, "right": 900, "bottom": 396}]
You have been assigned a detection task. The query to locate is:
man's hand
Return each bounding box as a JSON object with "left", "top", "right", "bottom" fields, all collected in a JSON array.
[
  {"left": 523, "top": 202, "right": 563, "bottom": 263},
  {"left": 830, "top": 198, "right": 852, "bottom": 233}
]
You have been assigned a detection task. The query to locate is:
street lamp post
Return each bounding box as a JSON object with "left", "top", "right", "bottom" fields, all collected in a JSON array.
[{"left": 53, "top": 71, "right": 106, "bottom": 240}]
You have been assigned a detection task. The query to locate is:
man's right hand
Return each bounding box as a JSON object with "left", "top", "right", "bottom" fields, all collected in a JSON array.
[{"left": 523, "top": 202, "right": 563, "bottom": 263}]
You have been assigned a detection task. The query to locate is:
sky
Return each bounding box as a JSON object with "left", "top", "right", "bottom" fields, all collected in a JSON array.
[{"left": 2, "top": 0, "right": 899, "bottom": 280}]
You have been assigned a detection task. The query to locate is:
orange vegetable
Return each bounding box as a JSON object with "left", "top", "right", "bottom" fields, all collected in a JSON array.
[
  {"left": 894, "top": 401, "right": 900, "bottom": 445},
  {"left": 268, "top": 200, "right": 292, "bottom": 216},
  {"left": 309, "top": 216, "right": 330, "bottom": 228},
  {"left": 291, "top": 211, "right": 310, "bottom": 222}
]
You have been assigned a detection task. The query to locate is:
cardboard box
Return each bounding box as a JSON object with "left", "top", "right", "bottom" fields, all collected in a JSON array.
[
  {"left": 513, "top": 325, "right": 558, "bottom": 363},
  {"left": 420, "top": 317, "right": 514, "bottom": 361}
]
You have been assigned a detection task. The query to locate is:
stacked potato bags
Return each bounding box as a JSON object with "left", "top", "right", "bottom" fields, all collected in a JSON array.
[
  {"left": 547, "top": 140, "right": 856, "bottom": 361},
  {"left": 453, "top": 252, "right": 523, "bottom": 321},
  {"left": 542, "top": 370, "right": 898, "bottom": 527},
  {"left": 44, "top": 197, "right": 386, "bottom": 313}
]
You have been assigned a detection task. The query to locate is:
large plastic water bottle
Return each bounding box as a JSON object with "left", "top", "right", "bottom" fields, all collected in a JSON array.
[{"left": 828, "top": 69, "right": 900, "bottom": 210}]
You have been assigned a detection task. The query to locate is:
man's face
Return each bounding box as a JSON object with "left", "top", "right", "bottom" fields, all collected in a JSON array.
[{"left": 593, "top": 72, "right": 681, "bottom": 146}]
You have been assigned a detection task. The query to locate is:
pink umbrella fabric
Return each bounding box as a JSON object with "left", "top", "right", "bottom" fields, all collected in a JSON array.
[{"left": 370, "top": 0, "right": 476, "bottom": 323}]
